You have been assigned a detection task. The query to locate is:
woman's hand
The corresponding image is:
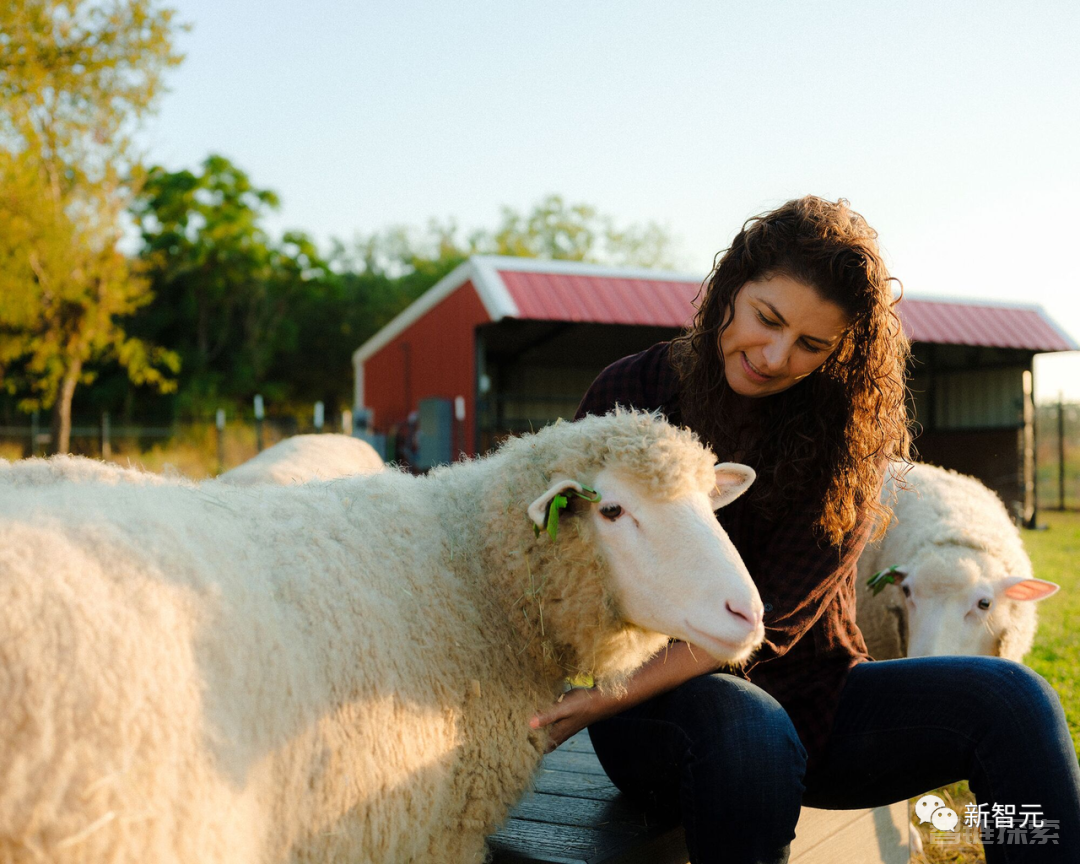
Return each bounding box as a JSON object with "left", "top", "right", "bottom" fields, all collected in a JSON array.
[
  {"left": 530, "top": 642, "right": 723, "bottom": 753},
  {"left": 530, "top": 687, "right": 618, "bottom": 753}
]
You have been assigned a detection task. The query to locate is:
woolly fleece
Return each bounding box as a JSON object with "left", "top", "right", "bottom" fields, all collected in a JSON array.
[
  {"left": 856, "top": 463, "right": 1038, "bottom": 661},
  {"left": 0, "top": 409, "right": 726, "bottom": 863},
  {"left": 217, "top": 434, "right": 384, "bottom": 486}
]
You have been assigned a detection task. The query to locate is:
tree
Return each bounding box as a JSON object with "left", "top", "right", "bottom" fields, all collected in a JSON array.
[
  {"left": 0, "top": 152, "right": 179, "bottom": 446},
  {"left": 132, "top": 155, "right": 335, "bottom": 412},
  {"left": 0, "top": 0, "right": 184, "bottom": 452},
  {"left": 478, "top": 194, "right": 678, "bottom": 268},
  {"left": 343, "top": 195, "right": 679, "bottom": 271}
]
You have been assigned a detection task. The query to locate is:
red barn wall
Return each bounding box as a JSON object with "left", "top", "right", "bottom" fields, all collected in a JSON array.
[{"left": 363, "top": 280, "right": 489, "bottom": 457}]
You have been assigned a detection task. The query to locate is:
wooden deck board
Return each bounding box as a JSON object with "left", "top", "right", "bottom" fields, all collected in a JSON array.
[{"left": 488, "top": 732, "right": 910, "bottom": 864}]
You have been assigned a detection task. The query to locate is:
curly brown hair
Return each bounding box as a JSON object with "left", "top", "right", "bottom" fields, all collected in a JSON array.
[{"left": 669, "top": 196, "right": 912, "bottom": 546}]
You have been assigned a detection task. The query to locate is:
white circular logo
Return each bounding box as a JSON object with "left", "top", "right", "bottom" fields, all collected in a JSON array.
[
  {"left": 915, "top": 794, "right": 945, "bottom": 824},
  {"left": 916, "top": 795, "right": 959, "bottom": 832}
]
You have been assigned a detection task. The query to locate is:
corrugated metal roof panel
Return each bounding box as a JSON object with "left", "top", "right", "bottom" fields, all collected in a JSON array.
[
  {"left": 499, "top": 271, "right": 701, "bottom": 328},
  {"left": 895, "top": 299, "right": 1075, "bottom": 352},
  {"left": 494, "top": 266, "right": 1075, "bottom": 352}
]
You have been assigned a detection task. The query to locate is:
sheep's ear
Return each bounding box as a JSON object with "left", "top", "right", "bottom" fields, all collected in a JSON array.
[
  {"left": 528, "top": 479, "right": 586, "bottom": 531},
  {"left": 1002, "top": 578, "right": 1060, "bottom": 602},
  {"left": 709, "top": 463, "right": 756, "bottom": 510}
]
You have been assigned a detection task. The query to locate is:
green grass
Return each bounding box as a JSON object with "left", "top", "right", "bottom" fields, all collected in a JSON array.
[
  {"left": 911, "top": 510, "right": 1080, "bottom": 863},
  {"left": 1021, "top": 511, "right": 1080, "bottom": 753}
]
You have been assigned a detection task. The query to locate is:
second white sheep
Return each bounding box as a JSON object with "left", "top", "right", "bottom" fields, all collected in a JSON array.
[{"left": 856, "top": 462, "right": 1058, "bottom": 661}]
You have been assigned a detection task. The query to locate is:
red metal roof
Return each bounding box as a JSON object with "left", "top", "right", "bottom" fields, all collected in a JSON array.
[
  {"left": 494, "top": 266, "right": 1075, "bottom": 352},
  {"left": 499, "top": 271, "right": 701, "bottom": 327},
  {"left": 894, "top": 299, "right": 1074, "bottom": 352}
]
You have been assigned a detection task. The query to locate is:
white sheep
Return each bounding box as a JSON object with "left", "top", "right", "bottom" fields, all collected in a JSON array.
[
  {"left": 856, "top": 462, "right": 1058, "bottom": 661},
  {"left": 217, "top": 434, "right": 384, "bottom": 486},
  {"left": 0, "top": 409, "right": 764, "bottom": 864}
]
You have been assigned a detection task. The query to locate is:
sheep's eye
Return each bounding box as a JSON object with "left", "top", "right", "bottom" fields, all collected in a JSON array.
[
  {"left": 977, "top": 598, "right": 992, "bottom": 610},
  {"left": 599, "top": 504, "right": 623, "bottom": 521},
  {"left": 901, "top": 585, "right": 911, "bottom": 598}
]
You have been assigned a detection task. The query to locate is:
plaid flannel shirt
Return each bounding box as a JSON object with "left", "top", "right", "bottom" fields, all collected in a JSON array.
[{"left": 574, "top": 341, "right": 876, "bottom": 768}]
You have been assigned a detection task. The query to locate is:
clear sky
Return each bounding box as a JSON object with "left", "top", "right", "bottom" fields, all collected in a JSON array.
[{"left": 139, "top": 0, "right": 1080, "bottom": 400}]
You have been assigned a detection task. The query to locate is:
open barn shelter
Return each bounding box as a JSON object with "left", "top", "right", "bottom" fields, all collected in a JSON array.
[{"left": 352, "top": 256, "right": 1076, "bottom": 521}]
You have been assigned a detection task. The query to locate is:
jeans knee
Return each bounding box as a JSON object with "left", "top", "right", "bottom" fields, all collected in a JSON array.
[
  {"left": 959, "top": 658, "right": 1067, "bottom": 736},
  {"left": 668, "top": 674, "right": 808, "bottom": 787}
]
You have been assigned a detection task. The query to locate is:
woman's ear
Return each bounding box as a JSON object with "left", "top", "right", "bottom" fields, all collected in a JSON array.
[{"left": 710, "top": 463, "right": 756, "bottom": 510}]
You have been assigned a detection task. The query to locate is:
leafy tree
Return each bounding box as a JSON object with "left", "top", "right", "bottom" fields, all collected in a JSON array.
[
  {"left": 0, "top": 152, "right": 179, "bottom": 447},
  {"left": 0, "top": 0, "right": 184, "bottom": 452},
  {"left": 343, "top": 196, "right": 679, "bottom": 272},
  {"left": 132, "top": 155, "right": 335, "bottom": 413},
  {"left": 478, "top": 194, "right": 677, "bottom": 268}
]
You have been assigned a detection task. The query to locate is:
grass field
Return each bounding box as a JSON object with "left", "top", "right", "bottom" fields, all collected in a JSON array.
[{"left": 910, "top": 510, "right": 1080, "bottom": 863}]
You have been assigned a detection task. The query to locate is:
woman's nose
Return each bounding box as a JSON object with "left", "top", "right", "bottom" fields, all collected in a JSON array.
[{"left": 762, "top": 339, "right": 790, "bottom": 372}]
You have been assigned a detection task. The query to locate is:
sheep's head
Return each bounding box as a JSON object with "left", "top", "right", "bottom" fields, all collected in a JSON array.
[
  {"left": 883, "top": 546, "right": 1059, "bottom": 661},
  {"left": 488, "top": 408, "right": 765, "bottom": 688}
]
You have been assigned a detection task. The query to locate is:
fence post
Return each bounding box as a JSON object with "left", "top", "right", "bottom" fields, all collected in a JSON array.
[
  {"left": 254, "top": 394, "right": 265, "bottom": 453},
  {"left": 101, "top": 412, "right": 111, "bottom": 459},
  {"left": 314, "top": 401, "right": 324, "bottom": 433},
  {"left": 1059, "top": 392, "right": 1066, "bottom": 511},
  {"left": 30, "top": 410, "right": 39, "bottom": 457},
  {"left": 216, "top": 409, "right": 226, "bottom": 473}
]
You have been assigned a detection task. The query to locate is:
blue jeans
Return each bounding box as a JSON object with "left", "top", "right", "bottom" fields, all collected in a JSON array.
[{"left": 587, "top": 657, "right": 1080, "bottom": 863}]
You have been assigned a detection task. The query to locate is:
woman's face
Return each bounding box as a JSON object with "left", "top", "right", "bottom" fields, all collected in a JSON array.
[{"left": 719, "top": 273, "right": 850, "bottom": 398}]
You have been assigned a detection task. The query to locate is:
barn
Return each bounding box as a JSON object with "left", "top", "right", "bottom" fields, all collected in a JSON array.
[{"left": 352, "top": 255, "right": 1076, "bottom": 522}]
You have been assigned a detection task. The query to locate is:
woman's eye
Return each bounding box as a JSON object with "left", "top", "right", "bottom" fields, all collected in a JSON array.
[
  {"left": 755, "top": 310, "right": 778, "bottom": 327},
  {"left": 600, "top": 504, "right": 623, "bottom": 521},
  {"left": 800, "top": 340, "right": 824, "bottom": 354},
  {"left": 978, "top": 598, "right": 992, "bottom": 610}
]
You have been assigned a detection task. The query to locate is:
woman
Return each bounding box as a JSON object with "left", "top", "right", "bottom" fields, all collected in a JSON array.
[{"left": 530, "top": 196, "right": 1080, "bottom": 863}]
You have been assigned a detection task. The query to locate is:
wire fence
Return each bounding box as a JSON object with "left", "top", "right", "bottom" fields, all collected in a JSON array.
[
  {"left": 7, "top": 401, "right": 1080, "bottom": 504},
  {"left": 0, "top": 411, "right": 354, "bottom": 480},
  {"left": 1036, "top": 399, "right": 1080, "bottom": 511}
]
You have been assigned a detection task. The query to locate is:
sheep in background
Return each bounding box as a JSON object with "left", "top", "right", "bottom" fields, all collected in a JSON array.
[
  {"left": 217, "top": 433, "right": 384, "bottom": 485},
  {"left": 0, "top": 409, "right": 764, "bottom": 864},
  {"left": 856, "top": 462, "right": 1058, "bottom": 661}
]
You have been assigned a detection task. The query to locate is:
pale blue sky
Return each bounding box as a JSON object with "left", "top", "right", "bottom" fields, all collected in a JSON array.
[{"left": 139, "top": 0, "right": 1080, "bottom": 399}]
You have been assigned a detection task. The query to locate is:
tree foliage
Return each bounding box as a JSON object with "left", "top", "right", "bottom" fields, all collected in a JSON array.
[
  {"left": 132, "top": 155, "right": 337, "bottom": 413},
  {"left": 0, "top": 0, "right": 184, "bottom": 452},
  {"left": 0, "top": 151, "right": 178, "bottom": 425}
]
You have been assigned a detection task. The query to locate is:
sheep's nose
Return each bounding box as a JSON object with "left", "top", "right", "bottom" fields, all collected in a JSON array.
[{"left": 725, "top": 599, "right": 761, "bottom": 629}]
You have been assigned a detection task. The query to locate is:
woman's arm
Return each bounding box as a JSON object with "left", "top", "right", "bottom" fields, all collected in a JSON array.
[{"left": 530, "top": 640, "right": 723, "bottom": 751}]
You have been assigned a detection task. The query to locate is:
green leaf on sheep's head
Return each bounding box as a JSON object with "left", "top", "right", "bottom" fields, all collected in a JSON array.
[
  {"left": 546, "top": 494, "right": 568, "bottom": 541},
  {"left": 867, "top": 565, "right": 901, "bottom": 596},
  {"left": 531, "top": 485, "right": 603, "bottom": 542}
]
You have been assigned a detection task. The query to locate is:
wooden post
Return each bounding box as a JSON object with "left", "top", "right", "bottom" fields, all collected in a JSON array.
[
  {"left": 1058, "top": 392, "right": 1066, "bottom": 511},
  {"left": 30, "top": 410, "right": 39, "bottom": 457},
  {"left": 314, "top": 401, "right": 324, "bottom": 433},
  {"left": 216, "top": 409, "right": 226, "bottom": 473},
  {"left": 254, "top": 394, "right": 265, "bottom": 453},
  {"left": 1023, "top": 370, "right": 1036, "bottom": 528},
  {"left": 101, "top": 412, "right": 111, "bottom": 459}
]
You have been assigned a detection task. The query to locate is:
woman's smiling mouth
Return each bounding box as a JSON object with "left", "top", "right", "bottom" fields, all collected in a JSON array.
[{"left": 741, "top": 352, "right": 773, "bottom": 382}]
